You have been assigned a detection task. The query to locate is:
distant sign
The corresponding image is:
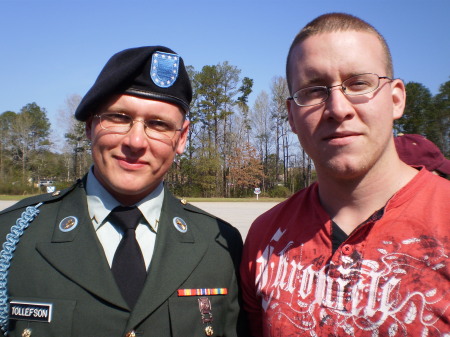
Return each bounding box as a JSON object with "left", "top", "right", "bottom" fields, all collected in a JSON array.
[
  {"left": 254, "top": 187, "right": 261, "bottom": 200},
  {"left": 46, "top": 186, "right": 56, "bottom": 193}
]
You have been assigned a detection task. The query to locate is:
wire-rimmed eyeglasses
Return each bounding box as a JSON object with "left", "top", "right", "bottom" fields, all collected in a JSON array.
[
  {"left": 287, "top": 73, "right": 393, "bottom": 107},
  {"left": 94, "top": 113, "right": 183, "bottom": 140}
]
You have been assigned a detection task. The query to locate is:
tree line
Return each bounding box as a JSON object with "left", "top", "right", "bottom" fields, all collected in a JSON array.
[{"left": 1, "top": 63, "right": 448, "bottom": 197}]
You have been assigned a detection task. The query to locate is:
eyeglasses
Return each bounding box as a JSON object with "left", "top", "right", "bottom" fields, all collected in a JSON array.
[
  {"left": 288, "top": 73, "right": 393, "bottom": 107},
  {"left": 94, "top": 113, "right": 183, "bottom": 140}
]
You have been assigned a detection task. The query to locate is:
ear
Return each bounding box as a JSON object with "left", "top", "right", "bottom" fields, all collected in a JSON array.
[
  {"left": 286, "top": 99, "right": 298, "bottom": 134},
  {"left": 176, "top": 119, "right": 190, "bottom": 154},
  {"left": 391, "top": 79, "right": 406, "bottom": 120}
]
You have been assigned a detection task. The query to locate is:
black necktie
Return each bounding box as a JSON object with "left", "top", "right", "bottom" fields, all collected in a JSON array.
[{"left": 110, "top": 206, "right": 147, "bottom": 309}]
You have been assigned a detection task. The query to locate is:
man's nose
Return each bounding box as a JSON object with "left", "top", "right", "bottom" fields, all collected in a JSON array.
[
  {"left": 323, "top": 86, "right": 355, "bottom": 122},
  {"left": 124, "top": 120, "right": 148, "bottom": 149}
]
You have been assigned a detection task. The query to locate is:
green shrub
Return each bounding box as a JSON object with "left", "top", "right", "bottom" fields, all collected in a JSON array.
[
  {"left": 267, "top": 185, "right": 292, "bottom": 198},
  {"left": 0, "top": 182, "right": 36, "bottom": 195}
]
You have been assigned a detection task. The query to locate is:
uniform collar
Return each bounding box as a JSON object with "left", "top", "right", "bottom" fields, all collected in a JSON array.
[{"left": 85, "top": 167, "right": 164, "bottom": 232}]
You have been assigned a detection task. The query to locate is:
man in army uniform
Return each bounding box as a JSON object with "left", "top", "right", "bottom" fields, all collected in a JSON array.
[{"left": 0, "top": 46, "right": 246, "bottom": 336}]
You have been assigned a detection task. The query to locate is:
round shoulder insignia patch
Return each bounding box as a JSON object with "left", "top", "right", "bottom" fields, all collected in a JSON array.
[
  {"left": 173, "top": 217, "right": 187, "bottom": 233},
  {"left": 59, "top": 216, "right": 79, "bottom": 232}
]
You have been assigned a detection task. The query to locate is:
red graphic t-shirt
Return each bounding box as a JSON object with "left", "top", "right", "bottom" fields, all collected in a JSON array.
[{"left": 241, "top": 169, "right": 450, "bottom": 336}]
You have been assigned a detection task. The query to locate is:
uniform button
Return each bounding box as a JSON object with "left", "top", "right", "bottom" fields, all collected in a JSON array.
[
  {"left": 125, "top": 331, "right": 136, "bottom": 337},
  {"left": 342, "top": 244, "right": 353, "bottom": 255},
  {"left": 22, "top": 328, "right": 32, "bottom": 337}
]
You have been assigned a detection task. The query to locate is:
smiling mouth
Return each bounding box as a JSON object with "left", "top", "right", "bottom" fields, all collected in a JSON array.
[
  {"left": 322, "top": 132, "right": 362, "bottom": 146},
  {"left": 116, "top": 156, "right": 148, "bottom": 166},
  {"left": 324, "top": 132, "right": 360, "bottom": 140}
]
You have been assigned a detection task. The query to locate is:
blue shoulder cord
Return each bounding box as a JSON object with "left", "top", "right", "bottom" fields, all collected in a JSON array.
[{"left": 0, "top": 203, "right": 42, "bottom": 335}]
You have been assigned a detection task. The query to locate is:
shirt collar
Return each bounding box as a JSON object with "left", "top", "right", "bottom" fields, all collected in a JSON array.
[{"left": 86, "top": 167, "right": 164, "bottom": 232}]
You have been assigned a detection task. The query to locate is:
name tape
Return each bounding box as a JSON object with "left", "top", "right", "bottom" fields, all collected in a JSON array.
[{"left": 9, "top": 301, "right": 52, "bottom": 323}]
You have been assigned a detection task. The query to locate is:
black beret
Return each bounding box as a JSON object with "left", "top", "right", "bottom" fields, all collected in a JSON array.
[{"left": 75, "top": 46, "right": 192, "bottom": 121}]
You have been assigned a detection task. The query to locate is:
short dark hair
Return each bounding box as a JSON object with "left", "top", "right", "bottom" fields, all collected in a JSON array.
[{"left": 286, "top": 13, "right": 393, "bottom": 94}]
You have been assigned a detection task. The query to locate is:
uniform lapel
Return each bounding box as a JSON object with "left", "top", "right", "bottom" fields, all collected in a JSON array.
[
  {"left": 35, "top": 184, "right": 127, "bottom": 310},
  {"left": 127, "top": 189, "right": 208, "bottom": 327}
]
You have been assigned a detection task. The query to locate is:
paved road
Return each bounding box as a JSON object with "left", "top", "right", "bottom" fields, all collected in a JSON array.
[
  {"left": 191, "top": 202, "right": 279, "bottom": 239},
  {"left": 0, "top": 200, "right": 279, "bottom": 240},
  {"left": 0, "top": 201, "right": 16, "bottom": 211}
]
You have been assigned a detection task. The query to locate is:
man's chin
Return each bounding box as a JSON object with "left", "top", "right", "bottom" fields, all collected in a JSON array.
[
  {"left": 321, "top": 160, "right": 370, "bottom": 181},
  {"left": 110, "top": 186, "right": 152, "bottom": 205}
]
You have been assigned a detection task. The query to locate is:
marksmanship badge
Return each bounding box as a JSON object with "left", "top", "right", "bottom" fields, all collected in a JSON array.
[{"left": 150, "top": 51, "right": 179, "bottom": 88}]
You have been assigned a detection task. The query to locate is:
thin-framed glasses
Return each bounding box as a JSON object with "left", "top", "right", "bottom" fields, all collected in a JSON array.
[
  {"left": 288, "top": 73, "right": 393, "bottom": 107},
  {"left": 94, "top": 113, "right": 183, "bottom": 140}
]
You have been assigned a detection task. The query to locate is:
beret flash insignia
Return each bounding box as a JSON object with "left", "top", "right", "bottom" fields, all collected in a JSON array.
[{"left": 151, "top": 51, "right": 179, "bottom": 88}]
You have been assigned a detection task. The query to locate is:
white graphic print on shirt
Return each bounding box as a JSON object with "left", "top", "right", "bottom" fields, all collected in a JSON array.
[{"left": 255, "top": 228, "right": 449, "bottom": 336}]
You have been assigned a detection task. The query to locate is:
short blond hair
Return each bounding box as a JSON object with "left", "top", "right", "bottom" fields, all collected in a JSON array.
[{"left": 286, "top": 13, "right": 393, "bottom": 94}]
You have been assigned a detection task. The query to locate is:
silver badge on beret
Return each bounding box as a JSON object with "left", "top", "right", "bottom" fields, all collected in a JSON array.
[
  {"left": 173, "top": 217, "right": 187, "bottom": 233},
  {"left": 151, "top": 51, "right": 179, "bottom": 88},
  {"left": 59, "top": 216, "right": 78, "bottom": 232}
]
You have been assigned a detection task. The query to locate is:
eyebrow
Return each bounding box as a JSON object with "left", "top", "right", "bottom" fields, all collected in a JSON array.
[
  {"left": 103, "top": 106, "right": 129, "bottom": 114},
  {"left": 295, "top": 70, "right": 329, "bottom": 88},
  {"left": 302, "top": 78, "right": 326, "bottom": 87},
  {"left": 294, "top": 77, "right": 327, "bottom": 92},
  {"left": 298, "top": 72, "right": 370, "bottom": 89}
]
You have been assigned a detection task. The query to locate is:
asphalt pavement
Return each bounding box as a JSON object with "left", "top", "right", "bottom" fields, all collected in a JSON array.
[
  {"left": 190, "top": 201, "right": 279, "bottom": 239},
  {"left": 0, "top": 200, "right": 279, "bottom": 240},
  {"left": 0, "top": 201, "right": 16, "bottom": 211}
]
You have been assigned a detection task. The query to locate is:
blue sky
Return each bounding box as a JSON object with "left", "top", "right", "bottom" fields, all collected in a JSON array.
[{"left": 1, "top": 0, "right": 449, "bottom": 140}]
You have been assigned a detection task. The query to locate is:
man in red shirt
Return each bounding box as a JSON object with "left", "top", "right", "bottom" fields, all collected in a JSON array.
[{"left": 241, "top": 13, "right": 450, "bottom": 336}]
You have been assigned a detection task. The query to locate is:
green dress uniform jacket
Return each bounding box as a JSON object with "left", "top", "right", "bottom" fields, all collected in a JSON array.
[{"left": 0, "top": 179, "right": 247, "bottom": 337}]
